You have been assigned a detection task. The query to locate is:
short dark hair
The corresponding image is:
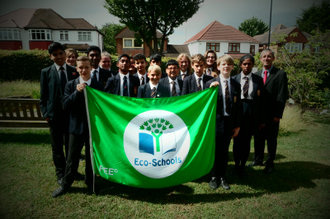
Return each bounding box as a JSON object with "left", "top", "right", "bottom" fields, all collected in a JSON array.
[
  {"left": 87, "top": 46, "right": 101, "bottom": 55},
  {"left": 133, "top": 53, "right": 147, "bottom": 62},
  {"left": 149, "top": 53, "right": 162, "bottom": 63},
  {"left": 166, "top": 59, "right": 179, "bottom": 68},
  {"left": 237, "top": 54, "right": 255, "bottom": 74},
  {"left": 48, "top": 42, "right": 65, "bottom": 55},
  {"left": 118, "top": 54, "right": 130, "bottom": 63}
]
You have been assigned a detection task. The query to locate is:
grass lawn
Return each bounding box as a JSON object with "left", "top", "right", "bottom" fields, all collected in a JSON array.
[{"left": 0, "top": 108, "right": 329, "bottom": 218}]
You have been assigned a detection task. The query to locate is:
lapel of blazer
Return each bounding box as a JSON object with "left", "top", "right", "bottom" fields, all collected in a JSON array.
[
  {"left": 265, "top": 67, "right": 276, "bottom": 86},
  {"left": 66, "top": 64, "right": 78, "bottom": 81},
  {"left": 114, "top": 74, "right": 121, "bottom": 95},
  {"left": 191, "top": 75, "right": 197, "bottom": 92},
  {"left": 51, "top": 64, "right": 62, "bottom": 90},
  {"left": 230, "top": 78, "right": 235, "bottom": 102},
  {"left": 128, "top": 74, "right": 135, "bottom": 97},
  {"left": 146, "top": 83, "right": 152, "bottom": 98},
  {"left": 251, "top": 74, "right": 259, "bottom": 98}
]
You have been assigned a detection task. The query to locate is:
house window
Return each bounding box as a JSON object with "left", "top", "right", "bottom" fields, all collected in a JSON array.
[
  {"left": 285, "top": 43, "right": 303, "bottom": 53},
  {"left": 229, "top": 43, "right": 240, "bottom": 52},
  {"left": 123, "top": 38, "right": 143, "bottom": 48},
  {"left": 60, "top": 31, "right": 69, "bottom": 41},
  {"left": 0, "top": 29, "right": 21, "bottom": 40},
  {"left": 78, "top": 32, "right": 91, "bottom": 41},
  {"left": 29, "top": 29, "right": 52, "bottom": 40},
  {"left": 206, "top": 43, "right": 220, "bottom": 52},
  {"left": 250, "top": 45, "right": 255, "bottom": 54}
]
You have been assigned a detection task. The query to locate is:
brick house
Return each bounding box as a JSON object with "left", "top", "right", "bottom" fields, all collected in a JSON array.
[
  {"left": 115, "top": 26, "right": 169, "bottom": 57},
  {"left": 0, "top": 8, "right": 104, "bottom": 51},
  {"left": 184, "top": 20, "right": 260, "bottom": 59},
  {"left": 253, "top": 24, "right": 312, "bottom": 54}
]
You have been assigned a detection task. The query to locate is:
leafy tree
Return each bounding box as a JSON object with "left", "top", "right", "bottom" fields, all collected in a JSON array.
[
  {"left": 104, "top": 0, "right": 204, "bottom": 55},
  {"left": 238, "top": 16, "right": 269, "bottom": 37},
  {"left": 99, "top": 22, "right": 125, "bottom": 54},
  {"left": 270, "top": 31, "right": 330, "bottom": 113},
  {"left": 296, "top": 0, "right": 330, "bottom": 35},
  {"left": 140, "top": 118, "right": 173, "bottom": 152}
]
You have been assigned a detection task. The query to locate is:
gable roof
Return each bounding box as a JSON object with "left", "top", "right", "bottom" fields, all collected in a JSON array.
[
  {"left": 0, "top": 8, "right": 100, "bottom": 32},
  {"left": 115, "top": 26, "right": 163, "bottom": 38},
  {"left": 184, "top": 20, "right": 259, "bottom": 44},
  {"left": 164, "top": 44, "right": 190, "bottom": 57},
  {"left": 254, "top": 23, "right": 310, "bottom": 45}
]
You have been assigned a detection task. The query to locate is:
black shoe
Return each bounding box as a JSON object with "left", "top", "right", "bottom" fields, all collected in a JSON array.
[
  {"left": 264, "top": 166, "right": 273, "bottom": 173},
  {"left": 230, "top": 166, "right": 239, "bottom": 176},
  {"left": 220, "top": 178, "right": 230, "bottom": 190},
  {"left": 239, "top": 168, "right": 247, "bottom": 179},
  {"left": 209, "top": 177, "right": 219, "bottom": 190},
  {"left": 75, "top": 172, "right": 85, "bottom": 181},
  {"left": 57, "top": 178, "right": 63, "bottom": 185},
  {"left": 52, "top": 186, "right": 67, "bottom": 198},
  {"left": 247, "top": 161, "right": 264, "bottom": 167}
]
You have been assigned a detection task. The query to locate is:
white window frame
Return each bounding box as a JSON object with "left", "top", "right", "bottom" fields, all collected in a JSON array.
[
  {"left": 123, "top": 38, "right": 143, "bottom": 48},
  {"left": 285, "top": 43, "right": 303, "bottom": 53},
  {"left": 60, "top": 31, "right": 69, "bottom": 41},
  {"left": 29, "top": 29, "right": 52, "bottom": 40},
  {"left": 78, "top": 31, "right": 92, "bottom": 41},
  {"left": 0, "top": 29, "right": 21, "bottom": 40}
]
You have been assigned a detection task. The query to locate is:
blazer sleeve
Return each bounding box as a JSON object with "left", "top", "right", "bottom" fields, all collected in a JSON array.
[
  {"left": 104, "top": 77, "right": 113, "bottom": 93},
  {"left": 39, "top": 69, "right": 49, "bottom": 119},
  {"left": 137, "top": 86, "right": 144, "bottom": 98},
  {"left": 63, "top": 81, "right": 82, "bottom": 112},
  {"left": 182, "top": 78, "right": 190, "bottom": 95},
  {"left": 275, "top": 70, "right": 288, "bottom": 118}
]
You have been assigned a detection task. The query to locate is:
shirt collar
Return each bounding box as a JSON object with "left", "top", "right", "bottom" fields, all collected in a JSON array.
[
  {"left": 240, "top": 72, "right": 252, "bottom": 80},
  {"left": 168, "top": 77, "right": 178, "bottom": 84},
  {"left": 79, "top": 76, "right": 92, "bottom": 86},
  {"left": 54, "top": 63, "right": 67, "bottom": 72},
  {"left": 149, "top": 82, "right": 158, "bottom": 90},
  {"left": 263, "top": 65, "right": 273, "bottom": 73},
  {"left": 119, "top": 72, "right": 129, "bottom": 80},
  {"left": 91, "top": 66, "right": 100, "bottom": 73},
  {"left": 220, "top": 74, "right": 230, "bottom": 82},
  {"left": 194, "top": 72, "right": 203, "bottom": 80},
  {"left": 180, "top": 71, "right": 187, "bottom": 75}
]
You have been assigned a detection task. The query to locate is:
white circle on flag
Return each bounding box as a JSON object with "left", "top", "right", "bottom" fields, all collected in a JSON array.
[{"left": 124, "top": 110, "right": 190, "bottom": 179}]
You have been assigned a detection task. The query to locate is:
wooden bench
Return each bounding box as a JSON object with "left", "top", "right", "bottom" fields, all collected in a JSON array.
[{"left": 0, "top": 98, "right": 48, "bottom": 128}]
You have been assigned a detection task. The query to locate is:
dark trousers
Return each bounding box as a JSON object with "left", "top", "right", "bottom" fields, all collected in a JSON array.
[
  {"left": 62, "top": 132, "right": 93, "bottom": 189},
  {"left": 49, "top": 119, "right": 69, "bottom": 180},
  {"left": 253, "top": 119, "right": 279, "bottom": 167},
  {"left": 233, "top": 99, "right": 254, "bottom": 167},
  {"left": 211, "top": 117, "right": 232, "bottom": 178}
]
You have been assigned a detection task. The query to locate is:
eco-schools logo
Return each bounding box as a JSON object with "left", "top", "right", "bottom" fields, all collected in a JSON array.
[{"left": 124, "top": 110, "right": 190, "bottom": 179}]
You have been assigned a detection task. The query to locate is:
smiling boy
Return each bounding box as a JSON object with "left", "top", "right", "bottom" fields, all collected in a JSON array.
[{"left": 133, "top": 53, "right": 149, "bottom": 85}]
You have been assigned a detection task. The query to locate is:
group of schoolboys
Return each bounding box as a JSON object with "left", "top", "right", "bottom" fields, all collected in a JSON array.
[{"left": 41, "top": 42, "right": 287, "bottom": 198}]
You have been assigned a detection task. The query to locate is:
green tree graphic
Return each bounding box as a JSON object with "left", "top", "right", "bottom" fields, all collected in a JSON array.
[{"left": 140, "top": 118, "right": 174, "bottom": 152}]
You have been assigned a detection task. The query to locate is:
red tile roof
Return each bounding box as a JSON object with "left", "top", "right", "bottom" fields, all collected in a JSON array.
[{"left": 184, "top": 20, "right": 259, "bottom": 44}]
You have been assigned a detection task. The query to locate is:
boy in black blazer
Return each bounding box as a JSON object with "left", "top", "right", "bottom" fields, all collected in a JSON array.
[
  {"left": 182, "top": 53, "right": 213, "bottom": 95},
  {"left": 40, "top": 42, "right": 79, "bottom": 184},
  {"left": 137, "top": 65, "right": 170, "bottom": 98},
  {"left": 231, "top": 54, "right": 265, "bottom": 178},
  {"left": 206, "top": 55, "right": 241, "bottom": 190},
  {"left": 105, "top": 54, "right": 140, "bottom": 97},
  {"left": 133, "top": 53, "right": 149, "bottom": 85},
  {"left": 52, "top": 56, "right": 104, "bottom": 198}
]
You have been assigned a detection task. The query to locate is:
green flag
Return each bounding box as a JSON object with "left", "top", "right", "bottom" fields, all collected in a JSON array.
[{"left": 85, "top": 86, "right": 218, "bottom": 188}]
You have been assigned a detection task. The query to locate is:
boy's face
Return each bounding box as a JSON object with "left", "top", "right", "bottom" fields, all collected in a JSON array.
[
  {"left": 218, "top": 61, "right": 233, "bottom": 78},
  {"left": 100, "top": 56, "right": 111, "bottom": 70},
  {"left": 240, "top": 59, "right": 254, "bottom": 75},
  {"left": 76, "top": 60, "right": 91, "bottom": 81},
  {"left": 179, "top": 56, "right": 189, "bottom": 72},
  {"left": 66, "top": 54, "right": 76, "bottom": 66},
  {"left": 134, "top": 59, "right": 148, "bottom": 75},
  {"left": 206, "top": 52, "right": 216, "bottom": 67},
  {"left": 50, "top": 49, "right": 66, "bottom": 66},
  {"left": 88, "top": 50, "right": 101, "bottom": 68},
  {"left": 166, "top": 64, "right": 179, "bottom": 80},
  {"left": 260, "top": 51, "right": 275, "bottom": 68},
  {"left": 116, "top": 56, "right": 130, "bottom": 74},
  {"left": 147, "top": 70, "right": 161, "bottom": 85},
  {"left": 150, "top": 59, "right": 161, "bottom": 67},
  {"left": 192, "top": 61, "right": 205, "bottom": 77}
]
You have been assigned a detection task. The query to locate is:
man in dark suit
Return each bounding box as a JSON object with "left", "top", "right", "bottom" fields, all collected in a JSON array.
[
  {"left": 247, "top": 49, "right": 288, "bottom": 173},
  {"left": 182, "top": 54, "right": 213, "bottom": 95},
  {"left": 133, "top": 53, "right": 149, "bottom": 85},
  {"left": 52, "top": 56, "right": 104, "bottom": 198},
  {"left": 149, "top": 53, "right": 167, "bottom": 78},
  {"left": 232, "top": 54, "right": 265, "bottom": 179},
  {"left": 40, "top": 42, "right": 79, "bottom": 184},
  {"left": 138, "top": 65, "right": 170, "bottom": 98},
  {"left": 87, "top": 46, "right": 112, "bottom": 87},
  {"left": 99, "top": 51, "right": 117, "bottom": 77},
  {"left": 105, "top": 54, "right": 140, "bottom": 97},
  {"left": 159, "top": 60, "right": 183, "bottom": 97},
  {"left": 206, "top": 55, "right": 241, "bottom": 190}
]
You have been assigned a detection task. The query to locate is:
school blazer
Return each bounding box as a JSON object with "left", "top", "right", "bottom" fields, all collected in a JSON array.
[
  {"left": 63, "top": 78, "right": 104, "bottom": 135},
  {"left": 232, "top": 73, "right": 266, "bottom": 130},
  {"left": 159, "top": 77, "right": 183, "bottom": 95},
  {"left": 40, "top": 64, "right": 78, "bottom": 121},
  {"left": 182, "top": 74, "right": 214, "bottom": 95},
  {"left": 137, "top": 83, "right": 171, "bottom": 98},
  {"left": 133, "top": 73, "right": 150, "bottom": 85},
  {"left": 206, "top": 77, "right": 241, "bottom": 136},
  {"left": 255, "top": 67, "right": 288, "bottom": 119},
  {"left": 104, "top": 73, "right": 140, "bottom": 97},
  {"left": 97, "top": 68, "right": 113, "bottom": 87}
]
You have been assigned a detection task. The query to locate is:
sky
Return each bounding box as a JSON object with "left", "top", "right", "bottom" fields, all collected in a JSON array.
[{"left": 0, "top": 0, "right": 324, "bottom": 44}]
